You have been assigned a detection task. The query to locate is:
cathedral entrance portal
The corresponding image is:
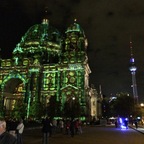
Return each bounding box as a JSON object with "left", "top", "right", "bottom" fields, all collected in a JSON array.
[{"left": 2, "top": 78, "right": 25, "bottom": 116}]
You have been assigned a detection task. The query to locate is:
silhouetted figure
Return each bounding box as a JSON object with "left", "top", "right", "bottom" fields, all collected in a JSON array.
[
  {"left": 70, "top": 120, "right": 75, "bottom": 137},
  {"left": 42, "top": 117, "right": 52, "bottom": 144},
  {"left": 16, "top": 119, "right": 24, "bottom": 144},
  {"left": 135, "top": 121, "right": 138, "bottom": 129},
  {"left": 124, "top": 120, "right": 128, "bottom": 129},
  {"left": 0, "top": 118, "right": 17, "bottom": 144},
  {"left": 65, "top": 120, "right": 70, "bottom": 135},
  {"left": 7, "top": 118, "right": 17, "bottom": 137},
  {"left": 115, "top": 120, "right": 118, "bottom": 128}
]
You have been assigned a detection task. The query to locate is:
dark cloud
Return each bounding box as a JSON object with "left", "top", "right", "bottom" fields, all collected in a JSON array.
[{"left": 0, "top": 1, "right": 9, "bottom": 8}]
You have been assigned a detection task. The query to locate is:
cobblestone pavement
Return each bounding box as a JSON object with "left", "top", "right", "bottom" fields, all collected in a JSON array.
[{"left": 23, "top": 125, "right": 144, "bottom": 144}]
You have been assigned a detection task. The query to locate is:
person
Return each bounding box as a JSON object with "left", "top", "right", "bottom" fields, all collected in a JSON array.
[
  {"left": 114, "top": 120, "right": 118, "bottom": 128},
  {"left": 65, "top": 120, "right": 70, "bottom": 135},
  {"left": 69, "top": 119, "right": 75, "bottom": 137},
  {"left": 16, "top": 119, "right": 24, "bottom": 144},
  {"left": 0, "top": 118, "right": 17, "bottom": 144},
  {"left": 77, "top": 119, "right": 82, "bottom": 134},
  {"left": 59, "top": 119, "right": 64, "bottom": 133},
  {"left": 52, "top": 119, "right": 57, "bottom": 134},
  {"left": 75, "top": 119, "right": 79, "bottom": 134},
  {"left": 7, "top": 118, "right": 17, "bottom": 137},
  {"left": 135, "top": 120, "right": 138, "bottom": 129},
  {"left": 42, "top": 117, "right": 52, "bottom": 144},
  {"left": 124, "top": 119, "right": 128, "bottom": 129}
]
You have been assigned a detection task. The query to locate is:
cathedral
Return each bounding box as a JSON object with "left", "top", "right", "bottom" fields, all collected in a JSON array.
[{"left": 0, "top": 13, "right": 97, "bottom": 120}]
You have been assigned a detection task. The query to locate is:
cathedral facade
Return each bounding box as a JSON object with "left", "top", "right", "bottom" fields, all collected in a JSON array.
[{"left": 0, "top": 16, "right": 93, "bottom": 119}]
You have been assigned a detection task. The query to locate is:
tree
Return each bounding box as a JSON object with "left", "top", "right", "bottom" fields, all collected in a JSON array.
[
  {"left": 110, "top": 92, "right": 135, "bottom": 117},
  {"left": 101, "top": 96, "right": 110, "bottom": 118},
  {"left": 29, "top": 100, "right": 44, "bottom": 119},
  {"left": 46, "top": 96, "right": 62, "bottom": 118},
  {"left": 133, "top": 104, "right": 142, "bottom": 118},
  {"left": 63, "top": 98, "right": 81, "bottom": 119},
  {"left": 11, "top": 99, "right": 27, "bottom": 119}
]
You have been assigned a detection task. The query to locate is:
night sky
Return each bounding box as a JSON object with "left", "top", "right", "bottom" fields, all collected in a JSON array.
[{"left": 1, "top": 0, "right": 144, "bottom": 102}]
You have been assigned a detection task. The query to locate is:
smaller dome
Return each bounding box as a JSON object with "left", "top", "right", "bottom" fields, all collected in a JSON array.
[
  {"left": 64, "top": 19, "right": 88, "bottom": 51},
  {"left": 65, "top": 19, "right": 85, "bottom": 36}
]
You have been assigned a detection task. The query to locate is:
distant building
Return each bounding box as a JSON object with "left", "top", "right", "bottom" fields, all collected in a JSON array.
[
  {"left": 0, "top": 15, "right": 92, "bottom": 119},
  {"left": 88, "top": 85, "right": 98, "bottom": 120}
]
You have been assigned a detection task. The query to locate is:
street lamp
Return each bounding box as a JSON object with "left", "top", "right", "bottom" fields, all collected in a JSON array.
[
  {"left": 72, "top": 97, "right": 75, "bottom": 100},
  {"left": 140, "top": 103, "right": 144, "bottom": 107}
]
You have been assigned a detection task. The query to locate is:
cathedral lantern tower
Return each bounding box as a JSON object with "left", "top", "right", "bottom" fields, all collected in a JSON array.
[{"left": 129, "top": 41, "right": 138, "bottom": 104}]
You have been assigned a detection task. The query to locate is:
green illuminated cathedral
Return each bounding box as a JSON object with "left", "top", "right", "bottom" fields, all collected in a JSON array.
[{"left": 0, "top": 15, "right": 94, "bottom": 119}]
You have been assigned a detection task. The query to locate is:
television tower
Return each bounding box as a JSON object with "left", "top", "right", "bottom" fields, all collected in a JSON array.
[{"left": 129, "top": 40, "right": 138, "bottom": 104}]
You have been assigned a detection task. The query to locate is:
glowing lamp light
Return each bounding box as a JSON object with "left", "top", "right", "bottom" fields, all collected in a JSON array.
[
  {"left": 137, "top": 117, "right": 141, "bottom": 120},
  {"left": 125, "top": 118, "right": 128, "bottom": 121},
  {"left": 119, "top": 117, "right": 128, "bottom": 130},
  {"left": 121, "top": 125, "right": 127, "bottom": 130},
  {"left": 72, "top": 97, "right": 75, "bottom": 100},
  {"left": 140, "top": 103, "right": 144, "bottom": 107},
  {"left": 119, "top": 118, "right": 122, "bottom": 124}
]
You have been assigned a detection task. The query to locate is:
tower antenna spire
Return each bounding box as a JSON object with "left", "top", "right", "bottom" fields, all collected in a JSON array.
[
  {"left": 130, "top": 36, "right": 133, "bottom": 57},
  {"left": 130, "top": 36, "right": 134, "bottom": 60}
]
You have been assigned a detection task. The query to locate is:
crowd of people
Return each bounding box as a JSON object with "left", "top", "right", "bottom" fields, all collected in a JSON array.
[
  {"left": 41, "top": 117, "right": 83, "bottom": 144},
  {"left": 42, "top": 117, "right": 83, "bottom": 137},
  {"left": 0, "top": 116, "right": 83, "bottom": 144},
  {"left": 0, "top": 117, "right": 24, "bottom": 144}
]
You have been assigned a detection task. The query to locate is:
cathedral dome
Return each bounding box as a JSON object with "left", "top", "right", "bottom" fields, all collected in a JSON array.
[
  {"left": 65, "top": 19, "right": 85, "bottom": 36},
  {"left": 64, "top": 19, "right": 88, "bottom": 52},
  {"left": 13, "top": 19, "right": 62, "bottom": 59}
]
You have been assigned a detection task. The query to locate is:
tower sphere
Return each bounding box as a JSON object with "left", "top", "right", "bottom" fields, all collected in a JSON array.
[{"left": 129, "top": 66, "right": 137, "bottom": 72}]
